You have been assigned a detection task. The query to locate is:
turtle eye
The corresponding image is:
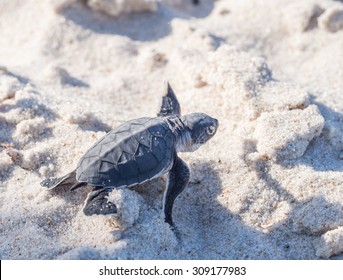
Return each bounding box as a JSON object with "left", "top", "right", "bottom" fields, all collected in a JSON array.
[{"left": 206, "top": 125, "right": 216, "bottom": 135}]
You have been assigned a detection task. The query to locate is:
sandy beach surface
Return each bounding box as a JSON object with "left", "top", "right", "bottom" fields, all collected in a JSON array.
[{"left": 1, "top": 0, "right": 343, "bottom": 259}]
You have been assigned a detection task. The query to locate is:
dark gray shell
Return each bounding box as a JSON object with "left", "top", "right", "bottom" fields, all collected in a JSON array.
[{"left": 76, "top": 117, "right": 175, "bottom": 188}]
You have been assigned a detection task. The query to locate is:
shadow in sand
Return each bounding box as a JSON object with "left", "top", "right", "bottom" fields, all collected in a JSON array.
[
  {"left": 243, "top": 97, "right": 343, "bottom": 173},
  {"left": 0, "top": 98, "right": 57, "bottom": 120},
  {"left": 32, "top": 157, "right": 343, "bottom": 259},
  {"left": 40, "top": 159, "right": 288, "bottom": 259},
  {"left": 0, "top": 117, "right": 16, "bottom": 146},
  {"left": 285, "top": 96, "right": 343, "bottom": 172},
  {"left": 0, "top": 161, "right": 14, "bottom": 184},
  {"left": 242, "top": 140, "right": 296, "bottom": 202},
  {"left": 63, "top": 75, "right": 90, "bottom": 88},
  {"left": 289, "top": 196, "right": 343, "bottom": 235},
  {"left": 254, "top": 160, "right": 296, "bottom": 202},
  {"left": 290, "top": 140, "right": 343, "bottom": 172},
  {"left": 61, "top": 1, "right": 215, "bottom": 42},
  {"left": 1, "top": 69, "right": 31, "bottom": 85},
  {"left": 0, "top": 138, "right": 58, "bottom": 184},
  {"left": 75, "top": 112, "right": 112, "bottom": 133},
  {"left": 241, "top": 139, "right": 343, "bottom": 259},
  {"left": 269, "top": 195, "right": 343, "bottom": 259},
  {"left": 0, "top": 96, "right": 57, "bottom": 175},
  {"left": 173, "top": 160, "right": 285, "bottom": 259},
  {"left": 0, "top": 95, "right": 58, "bottom": 182},
  {"left": 291, "top": 96, "right": 343, "bottom": 172},
  {"left": 48, "top": 182, "right": 92, "bottom": 207}
]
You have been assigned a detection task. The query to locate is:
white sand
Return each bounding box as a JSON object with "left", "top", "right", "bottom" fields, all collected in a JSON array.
[{"left": 1, "top": 0, "right": 343, "bottom": 259}]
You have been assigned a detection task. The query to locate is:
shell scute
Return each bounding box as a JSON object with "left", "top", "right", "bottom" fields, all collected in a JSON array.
[
  {"left": 148, "top": 124, "right": 167, "bottom": 137},
  {"left": 117, "top": 160, "right": 140, "bottom": 179},
  {"left": 99, "top": 161, "right": 115, "bottom": 174},
  {"left": 119, "top": 137, "right": 139, "bottom": 155},
  {"left": 151, "top": 137, "right": 167, "bottom": 162},
  {"left": 134, "top": 129, "right": 152, "bottom": 148},
  {"left": 118, "top": 151, "right": 134, "bottom": 163},
  {"left": 105, "top": 147, "right": 123, "bottom": 165},
  {"left": 134, "top": 150, "right": 159, "bottom": 173}
]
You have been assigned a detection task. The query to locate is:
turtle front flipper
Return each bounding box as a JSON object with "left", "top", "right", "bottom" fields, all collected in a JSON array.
[
  {"left": 158, "top": 81, "right": 181, "bottom": 117},
  {"left": 163, "top": 156, "right": 190, "bottom": 229},
  {"left": 83, "top": 188, "right": 117, "bottom": 216}
]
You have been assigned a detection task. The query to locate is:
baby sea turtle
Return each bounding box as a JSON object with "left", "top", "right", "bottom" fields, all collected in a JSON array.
[{"left": 41, "top": 82, "right": 218, "bottom": 228}]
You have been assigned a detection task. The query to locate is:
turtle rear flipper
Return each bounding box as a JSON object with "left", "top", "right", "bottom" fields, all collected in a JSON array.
[
  {"left": 40, "top": 171, "right": 77, "bottom": 189},
  {"left": 83, "top": 188, "right": 117, "bottom": 216}
]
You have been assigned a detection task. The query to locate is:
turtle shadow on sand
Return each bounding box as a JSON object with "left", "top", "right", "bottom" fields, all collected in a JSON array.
[
  {"left": 158, "top": 160, "right": 278, "bottom": 259},
  {"left": 60, "top": 1, "right": 215, "bottom": 42},
  {"left": 242, "top": 139, "right": 296, "bottom": 201},
  {"left": 48, "top": 182, "right": 92, "bottom": 206},
  {"left": 171, "top": 160, "right": 309, "bottom": 259}
]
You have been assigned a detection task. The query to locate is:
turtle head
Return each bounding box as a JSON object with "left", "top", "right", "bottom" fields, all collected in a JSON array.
[{"left": 178, "top": 113, "right": 219, "bottom": 152}]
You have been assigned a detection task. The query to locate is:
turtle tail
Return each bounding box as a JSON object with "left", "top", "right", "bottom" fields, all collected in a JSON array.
[{"left": 40, "top": 171, "right": 77, "bottom": 190}]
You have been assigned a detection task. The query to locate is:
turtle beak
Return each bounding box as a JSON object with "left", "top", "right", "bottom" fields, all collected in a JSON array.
[{"left": 214, "top": 118, "right": 219, "bottom": 128}]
